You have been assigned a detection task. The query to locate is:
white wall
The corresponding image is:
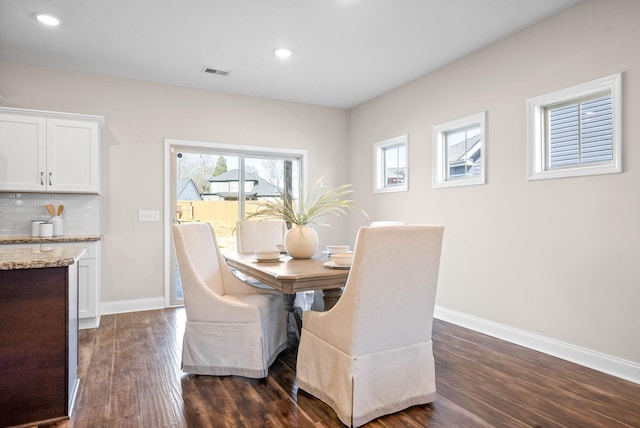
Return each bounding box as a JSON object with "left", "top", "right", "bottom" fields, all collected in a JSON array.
[
  {"left": 0, "top": 62, "right": 350, "bottom": 304},
  {"left": 348, "top": 0, "right": 640, "bottom": 369}
]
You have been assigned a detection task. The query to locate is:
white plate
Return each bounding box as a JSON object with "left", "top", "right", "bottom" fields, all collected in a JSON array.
[
  {"left": 324, "top": 261, "right": 350, "bottom": 269},
  {"left": 254, "top": 257, "right": 281, "bottom": 263}
]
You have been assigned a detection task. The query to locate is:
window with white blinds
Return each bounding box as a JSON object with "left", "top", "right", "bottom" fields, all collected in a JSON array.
[
  {"left": 547, "top": 95, "right": 613, "bottom": 168},
  {"left": 528, "top": 73, "right": 621, "bottom": 180}
]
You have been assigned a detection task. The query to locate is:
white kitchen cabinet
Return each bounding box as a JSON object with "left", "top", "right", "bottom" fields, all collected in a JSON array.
[
  {"left": 0, "top": 107, "right": 104, "bottom": 194},
  {"left": 72, "top": 241, "right": 101, "bottom": 329},
  {"left": 0, "top": 240, "right": 101, "bottom": 330}
]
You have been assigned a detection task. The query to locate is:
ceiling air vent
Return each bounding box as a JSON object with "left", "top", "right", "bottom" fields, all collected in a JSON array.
[{"left": 202, "top": 67, "right": 230, "bottom": 76}]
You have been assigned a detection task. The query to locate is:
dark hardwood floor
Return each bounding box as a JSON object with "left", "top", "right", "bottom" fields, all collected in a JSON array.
[{"left": 34, "top": 308, "right": 640, "bottom": 427}]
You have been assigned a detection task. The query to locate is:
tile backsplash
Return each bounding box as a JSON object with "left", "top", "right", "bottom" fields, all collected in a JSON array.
[{"left": 0, "top": 193, "right": 100, "bottom": 236}]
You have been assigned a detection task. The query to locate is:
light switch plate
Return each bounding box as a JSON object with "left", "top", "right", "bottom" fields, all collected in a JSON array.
[{"left": 139, "top": 210, "right": 160, "bottom": 222}]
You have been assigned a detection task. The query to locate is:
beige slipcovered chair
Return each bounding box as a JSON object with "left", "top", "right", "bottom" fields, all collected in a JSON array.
[
  {"left": 234, "top": 219, "right": 287, "bottom": 289},
  {"left": 236, "top": 219, "right": 287, "bottom": 253},
  {"left": 369, "top": 220, "right": 408, "bottom": 227},
  {"left": 296, "top": 225, "right": 444, "bottom": 427},
  {"left": 172, "top": 222, "right": 287, "bottom": 378}
]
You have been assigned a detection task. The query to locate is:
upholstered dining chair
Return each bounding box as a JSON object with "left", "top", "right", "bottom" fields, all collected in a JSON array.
[
  {"left": 296, "top": 224, "right": 444, "bottom": 427},
  {"left": 172, "top": 222, "right": 287, "bottom": 378},
  {"left": 236, "top": 219, "right": 287, "bottom": 253},
  {"left": 234, "top": 219, "right": 287, "bottom": 289},
  {"left": 369, "top": 220, "right": 408, "bottom": 227}
]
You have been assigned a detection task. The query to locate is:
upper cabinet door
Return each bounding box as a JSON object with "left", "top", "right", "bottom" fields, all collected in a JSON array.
[
  {"left": 47, "top": 119, "right": 100, "bottom": 193},
  {"left": 0, "top": 108, "right": 103, "bottom": 194},
  {"left": 0, "top": 114, "right": 47, "bottom": 192}
]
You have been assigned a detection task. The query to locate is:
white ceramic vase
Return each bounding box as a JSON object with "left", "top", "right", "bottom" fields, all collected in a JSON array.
[{"left": 284, "top": 224, "right": 319, "bottom": 259}]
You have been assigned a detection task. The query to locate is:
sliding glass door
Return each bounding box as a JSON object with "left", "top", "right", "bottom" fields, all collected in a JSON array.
[{"left": 166, "top": 141, "right": 304, "bottom": 306}]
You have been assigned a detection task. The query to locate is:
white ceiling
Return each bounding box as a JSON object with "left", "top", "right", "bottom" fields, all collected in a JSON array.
[{"left": 0, "top": 0, "right": 582, "bottom": 109}]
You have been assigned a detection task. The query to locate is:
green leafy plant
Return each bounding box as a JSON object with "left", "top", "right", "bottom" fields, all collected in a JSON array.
[{"left": 246, "top": 177, "right": 367, "bottom": 226}]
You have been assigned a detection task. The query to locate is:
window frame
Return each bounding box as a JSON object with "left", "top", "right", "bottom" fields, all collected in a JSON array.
[
  {"left": 527, "top": 73, "right": 622, "bottom": 181},
  {"left": 373, "top": 134, "right": 408, "bottom": 194},
  {"left": 432, "top": 111, "right": 486, "bottom": 189}
]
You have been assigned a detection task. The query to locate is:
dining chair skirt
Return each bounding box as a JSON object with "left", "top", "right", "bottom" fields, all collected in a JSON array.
[
  {"left": 173, "top": 222, "right": 287, "bottom": 379},
  {"left": 297, "top": 331, "right": 436, "bottom": 427},
  {"left": 182, "top": 294, "right": 287, "bottom": 378},
  {"left": 296, "top": 224, "right": 444, "bottom": 426}
]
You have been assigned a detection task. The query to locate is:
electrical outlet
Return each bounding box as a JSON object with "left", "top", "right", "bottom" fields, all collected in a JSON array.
[{"left": 139, "top": 210, "right": 160, "bottom": 222}]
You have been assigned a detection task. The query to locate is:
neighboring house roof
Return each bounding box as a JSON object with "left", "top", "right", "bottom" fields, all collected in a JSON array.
[
  {"left": 448, "top": 134, "right": 482, "bottom": 163},
  {"left": 177, "top": 178, "right": 202, "bottom": 201},
  {"left": 251, "top": 180, "right": 282, "bottom": 197},
  {"left": 208, "top": 169, "right": 259, "bottom": 183},
  {"left": 208, "top": 169, "right": 282, "bottom": 198}
]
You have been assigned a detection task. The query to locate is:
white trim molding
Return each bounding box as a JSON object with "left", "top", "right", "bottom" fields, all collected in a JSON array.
[
  {"left": 79, "top": 316, "right": 101, "bottom": 330},
  {"left": 435, "top": 306, "right": 640, "bottom": 385},
  {"left": 101, "top": 297, "right": 166, "bottom": 316}
]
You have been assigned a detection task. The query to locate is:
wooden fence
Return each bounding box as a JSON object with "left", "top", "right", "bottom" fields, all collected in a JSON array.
[{"left": 176, "top": 200, "right": 263, "bottom": 237}]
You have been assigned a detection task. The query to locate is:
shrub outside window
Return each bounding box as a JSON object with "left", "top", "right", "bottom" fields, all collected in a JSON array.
[
  {"left": 374, "top": 134, "right": 408, "bottom": 193},
  {"left": 433, "top": 112, "right": 486, "bottom": 188},
  {"left": 527, "top": 73, "right": 622, "bottom": 180}
]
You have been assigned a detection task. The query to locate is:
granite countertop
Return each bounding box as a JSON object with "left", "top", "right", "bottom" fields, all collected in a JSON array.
[
  {"left": 0, "top": 246, "right": 87, "bottom": 270},
  {"left": 0, "top": 235, "right": 101, "bottom": 245}
]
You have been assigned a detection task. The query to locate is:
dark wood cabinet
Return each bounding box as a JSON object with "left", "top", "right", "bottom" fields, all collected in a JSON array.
[{"left": 0, "top": 265, "right": 78, "bottom": 427}]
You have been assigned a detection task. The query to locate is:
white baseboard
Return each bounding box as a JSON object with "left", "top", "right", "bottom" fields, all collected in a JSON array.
[
  {"left": 434, "top": 306, "right": 640, "bottom": 385},
  {"left": 79, "top": 316, "right": 101, "bottom": 330},
  {"left": 68, "top": 378, "right": 80, "bottom": 417},
  {"left": 100, "top": 297, "right": 165, "bottom": 316}
]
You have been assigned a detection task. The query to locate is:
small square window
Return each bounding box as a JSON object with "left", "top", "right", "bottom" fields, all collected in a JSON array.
[
  {"left": 433, "top": 112, "right": 486, "bottom": 188},
  {"left": 527, "top": 73, "right": 622, "bottom": 180},
  {"left": 374, "top": 134, "right": 408, "bottom": 193}
]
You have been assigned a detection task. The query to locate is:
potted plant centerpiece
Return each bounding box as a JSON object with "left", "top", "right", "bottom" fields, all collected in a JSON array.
[{"left": 246, "top": 178, "right": 367, "bottom": 258}]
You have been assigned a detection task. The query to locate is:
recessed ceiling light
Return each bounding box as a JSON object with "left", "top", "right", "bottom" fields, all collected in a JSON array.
[
  {"left": 35, "top": 13, "right": 61, "bottom": 26},
  {"left": 274, "top": 48, "right": 292, "bottom": 59}
]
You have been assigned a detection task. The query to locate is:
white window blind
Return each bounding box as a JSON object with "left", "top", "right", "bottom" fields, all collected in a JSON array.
[
  {"left": 548, "top": 95, "right": 613, "bottom": 169},
  {"left": 527, "top": 73, "right": 621, "bottom": 180}
]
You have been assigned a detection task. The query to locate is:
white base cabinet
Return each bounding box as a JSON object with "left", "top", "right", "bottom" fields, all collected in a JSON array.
[
  {"left": 0, "top": 241, "right": 101, "bottom": 329},
  {"left": 0, "top": 107, "right": 104, "bottom": 194}
]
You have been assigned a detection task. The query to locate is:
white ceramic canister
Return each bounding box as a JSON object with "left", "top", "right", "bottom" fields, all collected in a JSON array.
[
  {"left": 49, "top": 216, "right": 63, "bottom": 237},
  {"left": 31, "top": 220, "right": 44, "bottom": 237},
  {"left": 39, "top": 223, "right": 54, "bottom": 237}
]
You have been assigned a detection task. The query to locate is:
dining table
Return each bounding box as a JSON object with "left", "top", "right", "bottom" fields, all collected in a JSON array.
[{"left": 224, "top": 252, "right": 350, "bottom": 335}]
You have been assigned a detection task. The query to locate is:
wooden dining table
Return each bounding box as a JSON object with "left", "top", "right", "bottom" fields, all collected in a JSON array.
[{"left": 224, "top": 252, "right": 350, "bottom": 334}]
